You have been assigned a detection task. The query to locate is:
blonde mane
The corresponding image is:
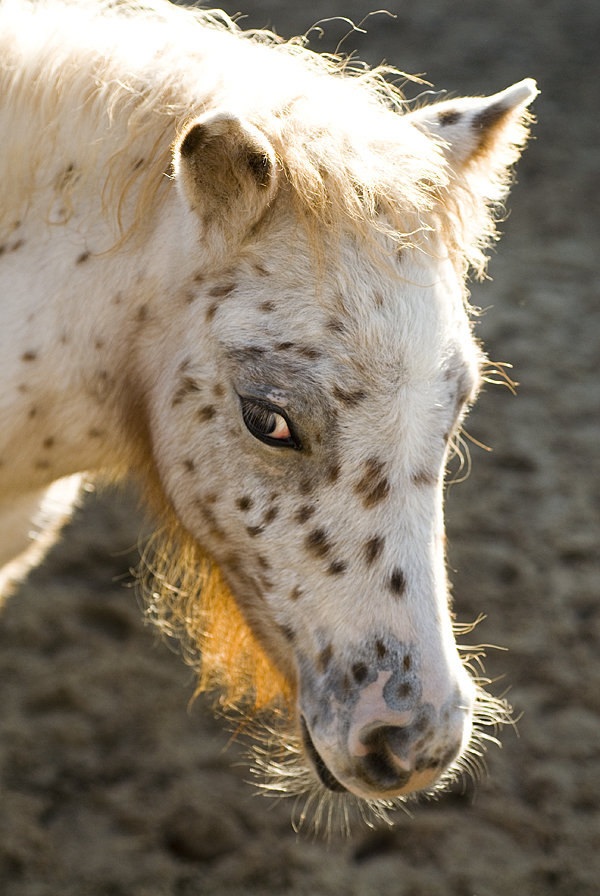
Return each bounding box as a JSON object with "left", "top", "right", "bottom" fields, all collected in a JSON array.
[{"left": 0, "top": 0, "right": 529, "bottom": 274}]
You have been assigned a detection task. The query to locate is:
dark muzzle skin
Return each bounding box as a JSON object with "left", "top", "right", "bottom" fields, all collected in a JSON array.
[
  {"left": 300, "top": 717, "right": 347, "bottom": 793},
  {"left": 297, "top": 633, "right": 474, "bottom": 800}
]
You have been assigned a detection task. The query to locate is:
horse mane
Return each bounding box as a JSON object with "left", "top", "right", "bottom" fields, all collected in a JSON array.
[{"left": 0, "top": 0, "right": 528, "bottom": 274}]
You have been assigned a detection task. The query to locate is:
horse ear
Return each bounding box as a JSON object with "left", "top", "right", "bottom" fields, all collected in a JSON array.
[
  {"left": 406, "top": 79, "right": 538, "bottom": 172},
  {"left": 174, "top": 112, "right": 278, "bottom": 239}
]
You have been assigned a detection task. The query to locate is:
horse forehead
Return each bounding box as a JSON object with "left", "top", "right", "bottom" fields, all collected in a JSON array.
[{"left": 230, "top": 238, "right": 469, "bottom": 366}]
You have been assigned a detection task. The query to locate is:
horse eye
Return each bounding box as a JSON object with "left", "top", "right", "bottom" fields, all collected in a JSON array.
[{"left": 240, "top": 398, "right": 299, "bottom": 449}]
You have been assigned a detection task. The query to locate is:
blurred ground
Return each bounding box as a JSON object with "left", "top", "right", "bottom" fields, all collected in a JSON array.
[{"left": 1, "top": 1, "right": 599, "bottom": 894}]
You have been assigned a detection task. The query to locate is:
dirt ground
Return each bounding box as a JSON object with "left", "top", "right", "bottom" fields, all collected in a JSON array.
[{"left": 1, "top": 1, "right": 598, "bottom": 894}]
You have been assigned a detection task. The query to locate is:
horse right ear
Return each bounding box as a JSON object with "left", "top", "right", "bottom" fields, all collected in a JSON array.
[{"left": 174, "top": 112, "right": 278, "bottom": 242}]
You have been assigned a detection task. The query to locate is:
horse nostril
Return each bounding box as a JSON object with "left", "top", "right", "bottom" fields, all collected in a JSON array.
[
  {"left": 362, "top": 744, "right": 413, "bottom": 790},
  {"left": 359, "top": 724, "right": 413, "bottom": 790}
]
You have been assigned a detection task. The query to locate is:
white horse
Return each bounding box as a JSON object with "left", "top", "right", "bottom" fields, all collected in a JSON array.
[{"left": 0, "top": 0, "right": 536, "bottom": 827}]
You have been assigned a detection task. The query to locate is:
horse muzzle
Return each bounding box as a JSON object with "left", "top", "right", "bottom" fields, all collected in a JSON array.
[{"left": 299, "top": 662, "right": 475, "bottom": 800}]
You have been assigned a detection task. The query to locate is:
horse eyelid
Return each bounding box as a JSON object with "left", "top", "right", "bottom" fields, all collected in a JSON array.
[{"left": 239, "top": 396, "right": 301, "bottom": 450}]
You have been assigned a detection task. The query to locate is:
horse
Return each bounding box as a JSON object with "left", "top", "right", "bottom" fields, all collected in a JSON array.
[{"left": 0, "top": 0, "right": 536, "bottom": 830}]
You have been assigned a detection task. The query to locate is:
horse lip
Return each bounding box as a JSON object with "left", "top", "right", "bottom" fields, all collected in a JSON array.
[{"left": 300, "top": 717, "right": 347, "bottom": 793}]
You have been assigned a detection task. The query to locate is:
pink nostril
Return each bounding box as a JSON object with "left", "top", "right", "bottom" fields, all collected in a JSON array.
[
  {"left": 359, "top": 724, "right": 414, "bottom": 790},
  {"left": 355, "top": 715, "right": 465, "bottom": 793},
  {"left": 362, "top": 725, "right": 412, "bottom": 790}
]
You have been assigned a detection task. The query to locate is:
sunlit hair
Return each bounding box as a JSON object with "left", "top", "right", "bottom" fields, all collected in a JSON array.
[{"left": 0, "top": 0, "right": 531, "bottom": 277}]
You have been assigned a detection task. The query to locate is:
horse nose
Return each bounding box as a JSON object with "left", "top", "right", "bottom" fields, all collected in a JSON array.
[
  {"left": 346, "top": 684, "right": 474, "bottom": 796},
  {"left": 353, "top": 717, "right": 463, "bottom": 794}
]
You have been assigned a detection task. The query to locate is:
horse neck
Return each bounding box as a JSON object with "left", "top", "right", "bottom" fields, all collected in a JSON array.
[{"left": 0, "top": 148, "right": 196, "bottom": 500}]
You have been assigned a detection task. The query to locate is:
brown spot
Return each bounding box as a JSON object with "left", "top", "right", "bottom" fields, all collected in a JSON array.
[
  {"left": 352, "top": 662, "right": 368, "bottom": 684},
  {"left": 59, "top": 162, "right": 76, "bottom": 184},
  {"left": 237, "top": 495, "right": 253, "bottom": 512},
  {"left": 195, "top": 500, "right": 225, "bottom": 540},
  {"left": 11, "top": 239, "right": 25, "bottom": 252},
  {"left": 327, "top": 463, "right": 340, "bottom": 484},
  {"left": 76, "top": 251, "right": 90, "bottom": 264},
  {"left": 297, "top": 346, "right": 321, "bottom": 361},
  {"left": 326, "top": 318, "right": 345, "bottom": 334},
  {"left": 318, "top": 643, "right": 333, "bottom": 672},
  {"left": 403, "top": 654, "right": 412, "bottom": 672},
  {"left": 212, "top": 382, "right": 225, "bottom": 399},
  {"left": 94, "top": 339, "right": 104, "bottom": 350},
  {"left": 290, "top": 585, "right": 303, "bottom": 601},
  {"left": 88, "top": 428, "right": 104, "bottom": 439},
  {"left": 193, "top": 271, "right": 204, "bottom": 284},
  {"left": 183, "top": 458, "right": 195, "bottom": 473},
  {"left": 295, "top": 504, "right": 316, "bottom": 524},
  {"left": 223, "top": 552, "right": 243, "bottom": 575},
  {"left": 204, "top": 492, "right": 217, "bottom": 504},
  {"left": 172, "top": 377, "right": 201, "bottom": 407},
  {"left": 374, "top": 292, "right": 384, "bottom": 308},
  {"left": 375, "top": 639, "right": 387, "bottom": 659},
  {"left": 253, "top": 262, "right": 270, "bottom": 277},
  {"left": 21, "top": 351, "right": 37, "bottom": 362},
  {"left": 412, "top": 470, "right": 437, "bottom": 487},
  {"left": 42, "top": 437, "right": 55, "bottom": 450},
  {"left": 263, "top": 505, "right": 279, "bottom": 525},
  {"left": 355, "top": 458, "right": 391, "bottom": 509},
  {"left": 198, "top": 405, "right": 216, "bottom": 422},
  {"left": 332, "top": 385, "right": 367, "bottom": 406},
  {"left": 439, "top": 109, "right": 461, "bottom": 126},
  {"left": 208, "top": 282, "right": 236, "bottom": 298},
  {"left": 390, "top": 568, "right": 407, "bottom": 597},
  {"left": 327, "top": 559, "right": 347, "bottom": 576},
  {"left": 275, "top": 341, "right": 295, "bottom": 352},
  {"left": 136, "top": 304, "right": 149, "bottom": 323},
  {"left": 305, "top": 528, "right": 331, "bottom": 558},
  {"left": 132, "top": 157, "right": 145, "bottom": 171},
  {"left": 364, "top": 536, "right": 385, "bottom": 566},
  {"left": 280, "top": 625, "right": 295, "bottom": 643},
  {"left": 28, "top": 406, "right": 37, "bottom": 418},
  {"left": 257, "top": 554, "right": 271, "bottom": 571},
  {"left": 206, "top": 302, "right": 219, "bottom": 322},
  {"left": 34, "top": 459, "right": 51, "bottom": 470},
  {"left": 259, "top": 301, "right": 275, "bottom": 313},
  {"left": 0, "top": 245, "right": 6, "bottom": 256},
  {"left": 228, "top": 346, "right": 267, "bottom": 366},
  {"left": 299, "top": 476, "right": 315, "bottom": 496},
  {"left": 246, "top": 525, "right": 264, "bottom": 538}
]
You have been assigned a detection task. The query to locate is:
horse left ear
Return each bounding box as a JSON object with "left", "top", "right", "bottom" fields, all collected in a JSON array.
[
  {"left": 173, "top": 112, "right": 278, "bottom": 246},
  {"left": 406, "top": 78, "right": 538, "bottom": 171}
]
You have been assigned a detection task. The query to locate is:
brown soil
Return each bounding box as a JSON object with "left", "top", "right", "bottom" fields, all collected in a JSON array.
[{"left": 1, "top": 1, "right": 598, "bottom": 894}]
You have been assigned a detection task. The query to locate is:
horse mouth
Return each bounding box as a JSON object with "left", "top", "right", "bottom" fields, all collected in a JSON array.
[{"left": 300, "top": 717, "right": 347, "bottom": 793}]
